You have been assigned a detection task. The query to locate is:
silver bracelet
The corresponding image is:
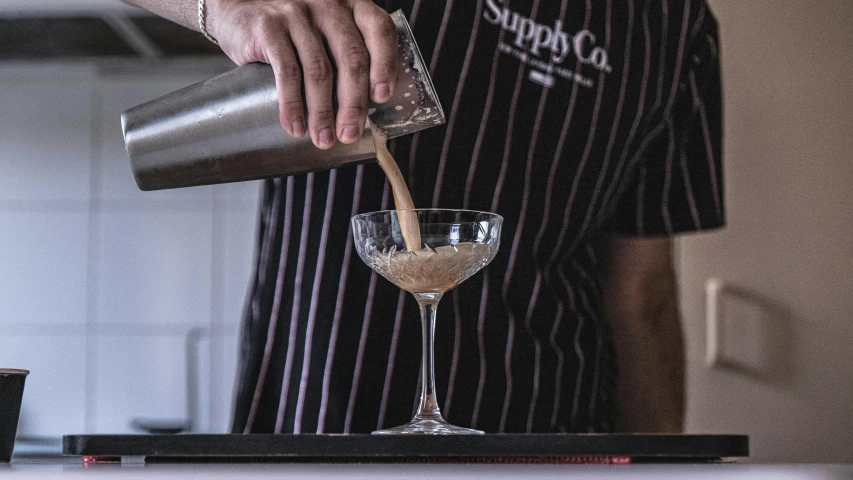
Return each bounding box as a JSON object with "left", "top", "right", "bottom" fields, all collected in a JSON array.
[{"left": 198, "top": 0, "right": 219, "bottom": 45}]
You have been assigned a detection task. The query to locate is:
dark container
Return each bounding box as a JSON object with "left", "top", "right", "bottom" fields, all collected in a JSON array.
[{"left": 0, "top": 369, "right": 28, "bottom": 463}]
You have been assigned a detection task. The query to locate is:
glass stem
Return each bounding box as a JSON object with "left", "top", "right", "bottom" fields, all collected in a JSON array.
[{"left": 413, "top": 292, "right": 443, "bottom": 420}]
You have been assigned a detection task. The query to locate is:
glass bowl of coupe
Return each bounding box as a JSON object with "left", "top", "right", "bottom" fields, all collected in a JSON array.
[{"left": 352, "top": 209, "right": 502, "bottom": 434}]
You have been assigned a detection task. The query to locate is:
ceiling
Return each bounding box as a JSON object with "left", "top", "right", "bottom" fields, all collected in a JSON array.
[
  {"left": 0, "top": 0, "right": 138, "bottom": 15},
  {"left": 0, "top": 1, "right": 225, "bottom": 60}
]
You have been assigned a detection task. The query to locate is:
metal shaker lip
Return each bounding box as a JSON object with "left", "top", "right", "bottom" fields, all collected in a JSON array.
[{"left": 369, "top": 10, "right": 446, "bottom": 139}]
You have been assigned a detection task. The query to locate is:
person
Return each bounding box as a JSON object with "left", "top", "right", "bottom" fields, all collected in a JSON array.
[{"left": 126, "top": 0, "right": 724, "bottom": 434}]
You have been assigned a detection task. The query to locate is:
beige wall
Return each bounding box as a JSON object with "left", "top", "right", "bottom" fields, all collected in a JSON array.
[{"left": 679, "top": 0, "right": 853, "bottom": 462}]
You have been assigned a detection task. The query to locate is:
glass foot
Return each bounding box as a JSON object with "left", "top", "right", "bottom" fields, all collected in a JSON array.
[{"left": 372, "top": 416, "right": 484, "bottom": 435}]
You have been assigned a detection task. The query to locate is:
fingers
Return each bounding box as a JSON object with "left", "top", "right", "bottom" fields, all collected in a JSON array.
[
  {"left": 244, "top": 0, "right": 399, "bottom": 148},
  {"left": 318, "top": 12, "right": 371, "bottom": 144},
  {"left": 352, "top": 0, "right": 398, "bottom": 104},
  {"left": 285, "top": 3, "right": 336, "bottom": 149},
  {"left": 266, "top": 34, "right": 306, "bottom": 139}
]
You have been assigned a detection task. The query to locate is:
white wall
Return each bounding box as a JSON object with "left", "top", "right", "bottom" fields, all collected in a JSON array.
[
  {"left": 680, "top": 0, "right": 853, "bottom": 463},
  {"left": 0, "top": 61, "right": 259, "bottom": 437}
]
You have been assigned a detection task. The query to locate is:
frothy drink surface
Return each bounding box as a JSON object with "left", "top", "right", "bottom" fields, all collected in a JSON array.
[{"left": 369, "top": 242, "right": 492, "bottom": 294}]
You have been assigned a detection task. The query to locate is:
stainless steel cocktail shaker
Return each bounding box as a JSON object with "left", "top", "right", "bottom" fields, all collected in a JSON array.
[{"left": 122, "top": 10, "right": 444, "bottom": 191}]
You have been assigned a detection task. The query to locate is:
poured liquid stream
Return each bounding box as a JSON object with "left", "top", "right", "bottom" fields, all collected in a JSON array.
[
  {"left": 370, "top": 124, "right": 422, "bottom": 252},
  {"left": 368, "top": 124, "right": 494, "bottom": 295}
]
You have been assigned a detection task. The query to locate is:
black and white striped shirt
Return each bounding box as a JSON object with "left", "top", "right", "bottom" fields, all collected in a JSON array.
[{"left": 232, "top": 0, "right": 724, "bottom": 434}]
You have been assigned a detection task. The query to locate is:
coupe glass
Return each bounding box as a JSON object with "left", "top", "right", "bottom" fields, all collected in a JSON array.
[{"left": 351, "top": 209, "right": 503, "bottom": 435}]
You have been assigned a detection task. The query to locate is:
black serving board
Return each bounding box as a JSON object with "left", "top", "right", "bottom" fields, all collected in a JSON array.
[{"left": 63, "top": 434, "right": 748, "bottom": 463}]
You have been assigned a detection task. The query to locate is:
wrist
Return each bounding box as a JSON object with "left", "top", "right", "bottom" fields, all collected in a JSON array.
[{"left": 201, "top": 0, "right": 226, "bottom": 44}]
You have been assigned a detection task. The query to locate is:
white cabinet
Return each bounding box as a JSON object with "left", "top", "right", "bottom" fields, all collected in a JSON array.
[
  {"left": 0, "top": 334, "right": 86, "bottom": 437},
  {"left": 0, "top": 211, "right": 89, "bottom": 326},
  {"left": 93, "top": 329, "right": 241, "bottom": 434},
  {"left": 221, "top": 205, "right": 261, "bottom": 328},
  {"left": 95, "top": 209, "right": 213, "bottom": 328},
  {"left": 0, "top": 63, "right": 257, "bottom": 436},
  {"left": 207, "top": 328, "right": 241, "bottom": 433},
  {"left": 0, "top": 75, "right": 93, "bottom": 203}
]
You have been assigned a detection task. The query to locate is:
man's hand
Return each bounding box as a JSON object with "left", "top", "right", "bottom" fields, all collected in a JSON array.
[
  {"left": 207, "top": 0, "right": 398, "bottom": 149},
  {"left": 600, "top": 235, "right": 685, "bottom": 433}
]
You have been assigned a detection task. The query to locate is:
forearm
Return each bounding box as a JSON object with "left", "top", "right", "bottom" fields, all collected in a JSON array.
[
  {"left": 601, "top": 237, "right": 685, "bottom": 433},
  {"left": 121, "top": 0, "right": 201, "bottom": 33}
]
